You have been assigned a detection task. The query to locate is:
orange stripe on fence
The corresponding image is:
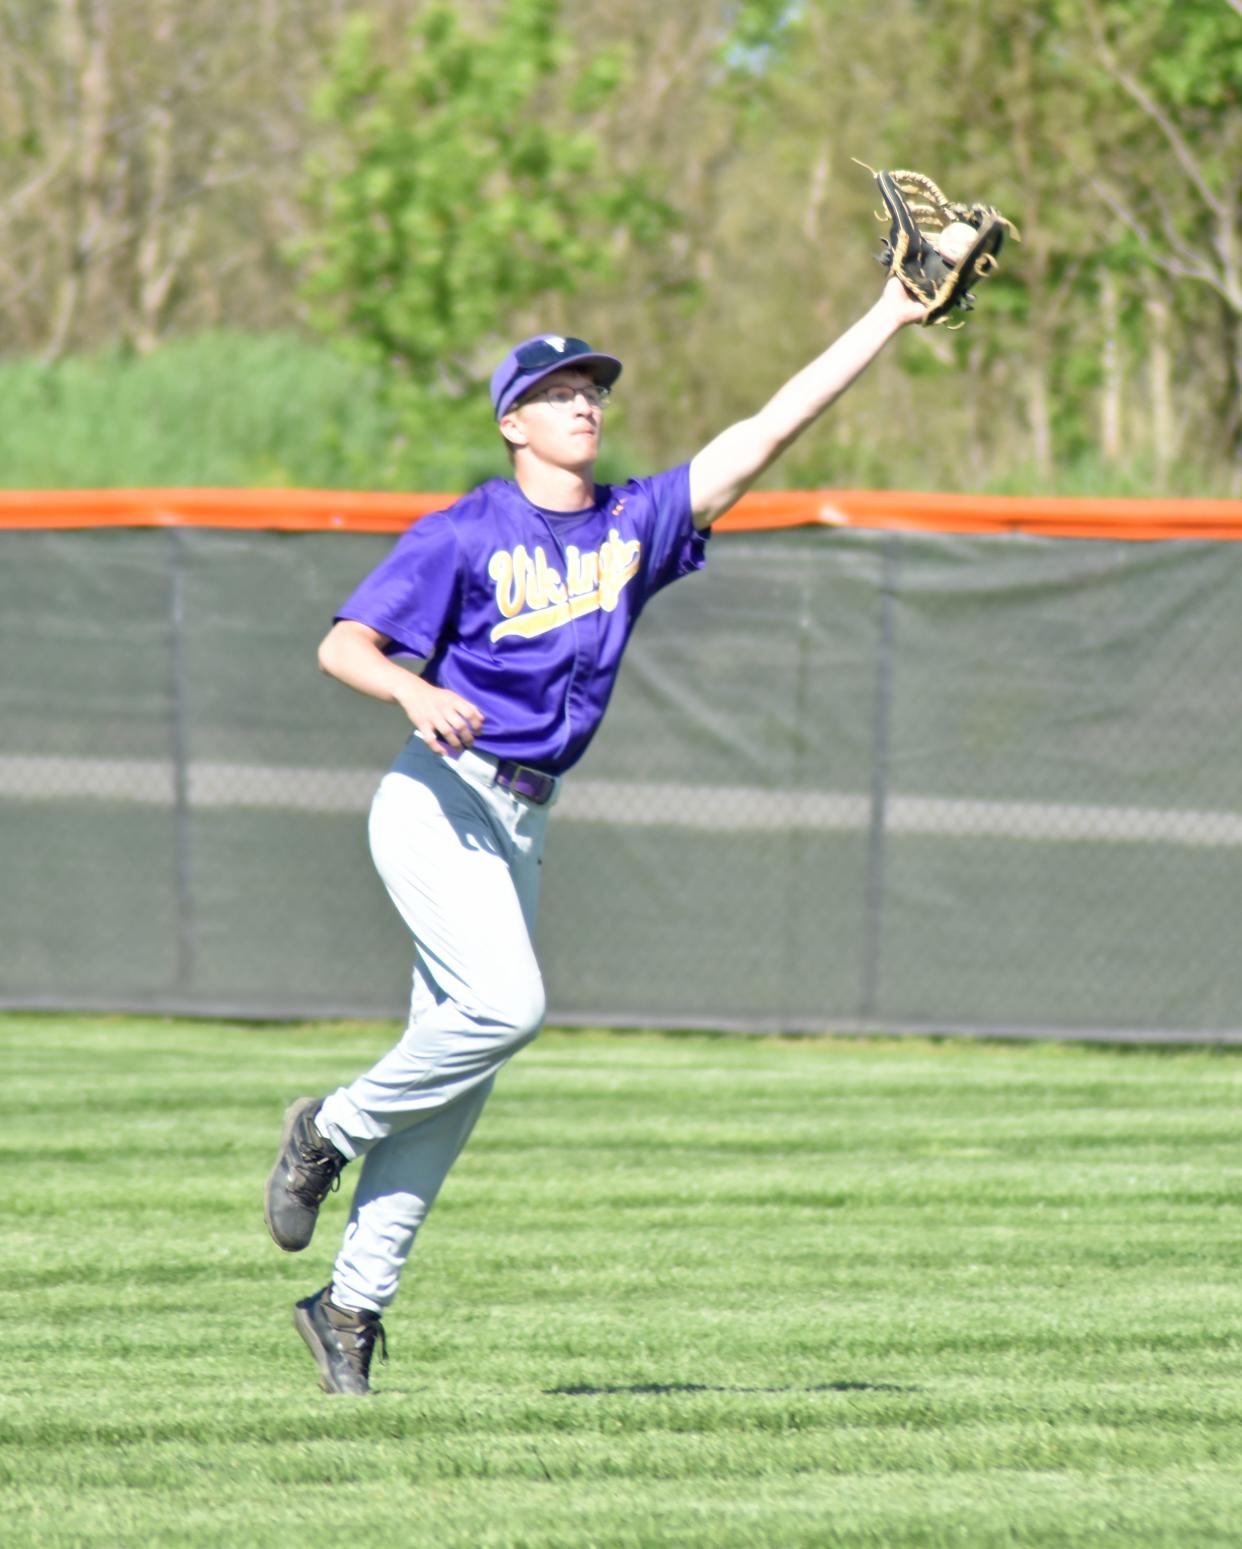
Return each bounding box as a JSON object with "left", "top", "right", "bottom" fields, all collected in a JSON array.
[
  {"left": 762, "top": 490, "right": 1242, "bottom": 542},
  {"left": 0, "top": 487, "right": 1241, "bottom": 541},
  {"left": 0, "top": 488, "right": 452, "bottom": 533}
]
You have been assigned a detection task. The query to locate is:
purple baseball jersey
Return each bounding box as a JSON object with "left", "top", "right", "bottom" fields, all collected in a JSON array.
[{"left": 336, "top": 465, "right": 708, "bottom": 775}]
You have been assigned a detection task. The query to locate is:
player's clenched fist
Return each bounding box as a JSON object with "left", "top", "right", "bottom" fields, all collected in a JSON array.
[{"left": 395, "top": 678, "right": 484, "bottom": 755}]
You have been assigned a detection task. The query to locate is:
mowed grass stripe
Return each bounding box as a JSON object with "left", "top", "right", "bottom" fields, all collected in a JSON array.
[{"left": 3, "top": 1016, "right": 1242, "bottom": 1547}]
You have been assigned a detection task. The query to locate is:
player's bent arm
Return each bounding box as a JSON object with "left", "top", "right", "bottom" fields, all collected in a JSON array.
[
  {"left": 688, "top": 279, "right": 923, "bottom": 529},
  {"left": 317, "top": 619, "right": 483, "bottom": 754}
]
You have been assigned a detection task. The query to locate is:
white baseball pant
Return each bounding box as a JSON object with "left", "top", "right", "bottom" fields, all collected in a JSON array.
[{"left": 314, "top": 736, "right": 554, "bottom": 1312}]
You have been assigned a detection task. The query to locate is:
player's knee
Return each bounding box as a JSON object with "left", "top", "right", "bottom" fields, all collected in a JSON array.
[
  {"left": 510, "top": 976, "right": 547, "bottom": 1042},
  {"left": 491, "top": 974, "right": 546, "bottom": 1049}
]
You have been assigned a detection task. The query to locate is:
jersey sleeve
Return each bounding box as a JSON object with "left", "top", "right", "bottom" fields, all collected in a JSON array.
[
  {"left": 627, "top": 462, "right": 709, "bottom": 597},
  {"left": 334, "top": 508, "right": 461, "bottom": 659}
]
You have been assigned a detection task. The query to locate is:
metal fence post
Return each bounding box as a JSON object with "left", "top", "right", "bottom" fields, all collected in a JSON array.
[
  {"left": 859, "top": 536, "right": 902, "bottom": 1021},
  {"left": 168, "top": 528, "right": 194, "bottom": 994}
]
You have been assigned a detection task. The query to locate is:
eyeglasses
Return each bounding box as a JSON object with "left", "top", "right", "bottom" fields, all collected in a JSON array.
[{"left": 521, "top": 383, "right": 611, "bottom": 410}]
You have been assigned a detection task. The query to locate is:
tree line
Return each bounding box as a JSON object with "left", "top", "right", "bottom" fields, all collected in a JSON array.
[{"left": 1, "top": 0, "right": 1239, "bottom": 495}]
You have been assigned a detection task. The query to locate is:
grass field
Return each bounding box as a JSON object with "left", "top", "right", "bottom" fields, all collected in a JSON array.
[{"left": 4, "top": 1016, "right": 1241, "bottom": 1548}]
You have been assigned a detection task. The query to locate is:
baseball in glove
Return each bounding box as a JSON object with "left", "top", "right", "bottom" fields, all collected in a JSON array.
[{"left": 859, "top": 163, "right": 1019, "bottom": 327}]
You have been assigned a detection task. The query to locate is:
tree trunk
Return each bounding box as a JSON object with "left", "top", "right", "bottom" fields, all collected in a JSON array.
[
  {"left": 45, "top": 0, "right": 111, "bottom": 363},
  {"left": 1098, "top": 266, "right": 1123, "bottom": 463},
  {"left": 1143, "top": 276, "right": 1175, "bottom": 490},
  {"left": 1027, "top": 342, "right": 1054, "bottom": 484},
  {"left": 1230, "top": 313, "right": 1242, "bottom": 495}
]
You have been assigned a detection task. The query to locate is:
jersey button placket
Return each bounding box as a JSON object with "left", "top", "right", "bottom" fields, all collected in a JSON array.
[{"left": 537, "top": 511, "right": 588, "bottom": 767}]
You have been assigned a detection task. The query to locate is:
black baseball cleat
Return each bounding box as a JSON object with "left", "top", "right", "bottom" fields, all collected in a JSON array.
[
  {"left": 294, "top": 1286, "right": 388, "bottom": 1395},
  {"left": 264, "top": 1096, "right": 347, "bottom": 1252}
]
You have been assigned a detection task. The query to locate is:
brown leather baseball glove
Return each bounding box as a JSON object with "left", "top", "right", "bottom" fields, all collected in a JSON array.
[{"left": 865, "top": 165, "right": 1019, "bottom": 327}]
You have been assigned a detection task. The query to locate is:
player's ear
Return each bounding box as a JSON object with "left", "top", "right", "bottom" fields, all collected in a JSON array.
[{"left": 498, "top": 407, "right": 528, "bottom": 451}]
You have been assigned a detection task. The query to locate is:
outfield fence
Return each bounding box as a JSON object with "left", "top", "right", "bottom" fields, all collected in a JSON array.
[{"left": 5, "top": 490, "right": 1242, "bottom": 1041}]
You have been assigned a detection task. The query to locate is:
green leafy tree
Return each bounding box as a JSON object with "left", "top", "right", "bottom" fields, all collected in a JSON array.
[
  {"left": 296, "top": 0, "right": 673, "bottom": 483},
  {"left": 1063, "top": 0, "right": 1242, "bottom": 478}
]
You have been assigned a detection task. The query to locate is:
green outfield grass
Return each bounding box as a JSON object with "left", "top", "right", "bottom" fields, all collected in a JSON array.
[{"left": 3, "top": 1016, "right": 1241, "bottom": 1548}]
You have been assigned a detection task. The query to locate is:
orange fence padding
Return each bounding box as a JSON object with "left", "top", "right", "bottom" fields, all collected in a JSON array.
[{"left": 2, "top": 487, "right": 1242, "bottom": 541}]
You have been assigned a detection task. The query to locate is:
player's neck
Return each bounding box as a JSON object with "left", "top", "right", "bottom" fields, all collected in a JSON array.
[{"left": 513, "top": 457, "right": 596, "bottom": 514}]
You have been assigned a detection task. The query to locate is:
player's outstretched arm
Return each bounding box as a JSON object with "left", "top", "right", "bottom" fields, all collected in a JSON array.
[
  {"left": 688, "top": 277, "right": 924, "bottom": 530},
  {"left": 318, "top": 619, "right": 483, "bottom": 754}
]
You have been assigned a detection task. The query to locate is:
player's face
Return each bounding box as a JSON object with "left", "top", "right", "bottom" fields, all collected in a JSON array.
[{"left": 503, "top": 368, "right": 606, "bottom": 470}]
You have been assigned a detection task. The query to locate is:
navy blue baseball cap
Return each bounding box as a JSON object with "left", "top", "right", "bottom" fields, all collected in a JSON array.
[{"left": 490, "top": 333, "right": 623, "bottom": 420}]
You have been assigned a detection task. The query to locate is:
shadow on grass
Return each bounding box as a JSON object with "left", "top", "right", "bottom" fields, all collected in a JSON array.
[{"left": 544, "top": 1380, "right": 918, "bottom": 1396}]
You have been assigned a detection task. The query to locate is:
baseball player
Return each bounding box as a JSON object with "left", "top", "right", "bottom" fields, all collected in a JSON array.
[{"left": 265, "top": 275, "right": 927, "bottom": 1394}]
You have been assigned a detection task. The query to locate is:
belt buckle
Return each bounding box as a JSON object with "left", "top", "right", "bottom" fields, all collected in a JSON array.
[{"left": 494, "top": 759, "right": 555, "bottom": 806}]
